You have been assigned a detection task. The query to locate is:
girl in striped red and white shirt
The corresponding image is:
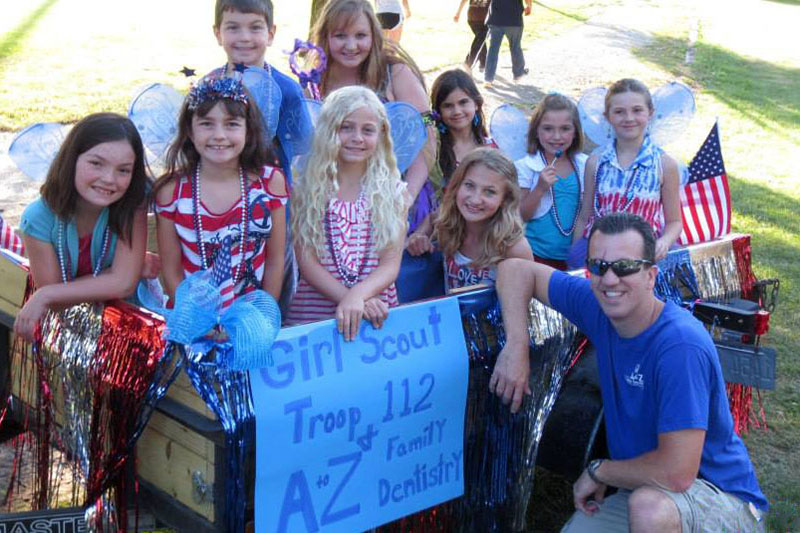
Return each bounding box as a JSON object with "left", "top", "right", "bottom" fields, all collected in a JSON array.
[
  {"left": 287, "top": 86, "right": 408, "bottom": 340},
  {"left": 154, "top": 75, "right": 287, "bottom": 308}
]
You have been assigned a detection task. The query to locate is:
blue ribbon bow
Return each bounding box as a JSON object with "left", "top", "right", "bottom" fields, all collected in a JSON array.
[{"left": 159, "top": 269, "right": 281, "bottom": 369}]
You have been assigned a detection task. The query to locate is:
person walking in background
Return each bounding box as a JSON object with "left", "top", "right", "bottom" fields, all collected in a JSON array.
[
  {"left": 484, "top": 0, "right": 532, "bottom": 88},
  {"left": 454, "top": 0, "right": 491, "bottom": 73},
  {"left": 375, "top": 0, "right": 411, "bottom": 43}
]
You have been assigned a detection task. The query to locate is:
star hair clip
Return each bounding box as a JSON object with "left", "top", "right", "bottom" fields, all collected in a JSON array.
[{"left": 187, "top": 76, "right": 249, "bottom": 110}]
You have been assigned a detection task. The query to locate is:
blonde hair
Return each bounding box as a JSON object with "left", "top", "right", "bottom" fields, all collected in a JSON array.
[
  {"left": 435, "top": 148, "right": 523, "bottom": 269},
  {"left": 310, "top": 0, "right": 425, "bottom": 96},
  {"left": 292, "top": 86, "right": 406, "bottom": 256}
]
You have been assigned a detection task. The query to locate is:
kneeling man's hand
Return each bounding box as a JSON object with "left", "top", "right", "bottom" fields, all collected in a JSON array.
[{"left": 573, "top": 470, "right": 607, "bottom": 516}]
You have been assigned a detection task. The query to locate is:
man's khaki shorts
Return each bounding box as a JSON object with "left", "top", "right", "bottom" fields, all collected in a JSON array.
[{"left": 561, "top": 478, "right": 764, "bottom": 532}]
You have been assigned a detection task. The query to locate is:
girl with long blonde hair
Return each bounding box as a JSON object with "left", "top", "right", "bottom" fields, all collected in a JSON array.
[
  {"left": 311, "top": 0, "right": 441, "bottom": 304},
  {"left": 287, "top": 86, "right": 408, "bottom": 340},
  {"left": 435, "top": 147, "right": 532, "bottom": 293}
]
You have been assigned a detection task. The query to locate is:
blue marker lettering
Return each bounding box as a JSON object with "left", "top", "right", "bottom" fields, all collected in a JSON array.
[
  {"left": 320, "top": 451, "right": 362, "bottom": 525},
  {"left": 428, "top": 306, "right": 442, "bottom": 344},
  {"left": 285, "top": 396, "right": 312, "bottom": 444},
  {"left": 260, "top": 340, "right": 295, "bottom": 388},
  {"left": 276, "top": 470, "right": 319, "bottom": 533}
]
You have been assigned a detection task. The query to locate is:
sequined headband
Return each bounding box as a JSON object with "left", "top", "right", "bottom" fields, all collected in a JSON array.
[{"left": 187, "top": 76, "right": 249, "bottom": 110}]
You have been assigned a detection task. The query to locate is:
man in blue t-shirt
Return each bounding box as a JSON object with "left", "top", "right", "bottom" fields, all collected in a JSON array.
[{"left": 489, "top": 213, "right": 767, "bottom": 531}]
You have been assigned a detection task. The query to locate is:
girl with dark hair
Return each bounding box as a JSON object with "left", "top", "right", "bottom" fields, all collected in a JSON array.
[
  {"left": 154, "top": 75, "right": 287, "bottom": 307},
  {"left": 406, "top": 69, "right": 496, "bottom": 257},
  {"left": 14, "top": 113, "right": 150, "bottom": 341}
]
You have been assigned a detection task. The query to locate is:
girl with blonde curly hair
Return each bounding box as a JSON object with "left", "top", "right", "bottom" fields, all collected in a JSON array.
[
  {"left": 287, "top": 86, "right": 408, "bottom": 339},
  {"left": 310, "top": 0, "right": 436, "bottom": 248},
  {"left": 435, "top": 147, "right": 532, "bottom": 293}
]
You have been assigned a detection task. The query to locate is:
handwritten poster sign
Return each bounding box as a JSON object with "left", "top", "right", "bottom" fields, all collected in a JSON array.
[{"left": 251, "top": 298, "right": 469, "bottom": 532}]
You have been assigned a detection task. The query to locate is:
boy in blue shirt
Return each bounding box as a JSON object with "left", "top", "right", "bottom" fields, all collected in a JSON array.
[{"left": 213, "top": 0, "right": 312, "bottom": 185}]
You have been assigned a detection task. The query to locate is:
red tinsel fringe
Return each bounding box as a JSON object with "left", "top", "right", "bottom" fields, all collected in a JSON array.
[
  {"left": 86, "top": 302, "right": 165, "bottom": 531},
  {"left": 729, "top": 235, "right": 770, "bottom": 435},
  {"left": 732, "top": 235, "right": 757, "bottom": 300},
  {"left": 4, "top": 280, "right": 166, "bottom": 529},
  {"left": 726, "top": 382, "right": 768, "bottom": 436}
]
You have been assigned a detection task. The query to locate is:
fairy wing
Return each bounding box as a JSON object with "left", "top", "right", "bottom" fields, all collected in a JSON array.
[
  {"left": 8, "top": 122, "right": 70, "bottom": 182},
  {"left": 295, "top": 100, "right": 426, "bottom": 174},
  {"left": 290, "top": 99, "right": 324, "bottom": 179},
  {"left": 578, "top": 87, "right": 612, "bottom": 147},
  {"left": 303, "top": 98, "right": 323, "bottom": 127},
  {"left": 242, "top": 66, "right": 282, "bottom": 140},
  {"left": 386, "top": 101, "right": 427, "bottom": 173},
  {"left": 489, "top": 104, "right": 529, "bottom": 162},
  {"left": 128, "top": 83, "right": 183, "bottom": 168},
  {"left": 650, "top": 81, "right": 696, "bottom": 148}
]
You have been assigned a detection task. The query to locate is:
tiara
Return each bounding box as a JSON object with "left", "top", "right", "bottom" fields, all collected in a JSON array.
[{"left": 187, "top": 76, "right": 249, "bottom": 110}]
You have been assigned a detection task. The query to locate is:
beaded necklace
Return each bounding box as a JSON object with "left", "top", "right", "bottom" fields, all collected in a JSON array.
[
  {"left": 56, "top": 220, "right": 109, "bottom": 283},
  {"left": 324, "top": 191, "right": 369, "bottom": 288},
  {"left": 593, "top": 159, "right": 644, "bottom": 218},
  {"left": 541, "top": 152, "right": 582, "bottom": 237},
  {"left": 191, "top": 163, "right": 249, "bottom": 285}
]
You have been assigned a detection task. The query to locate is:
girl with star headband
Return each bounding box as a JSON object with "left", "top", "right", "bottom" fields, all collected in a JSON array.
[
  {"left": 14, "top": 113, "right": 150, "bottom": 341},
  {"left": 286, "top": 86, "right": 408, "bottom": 341},
  {"left": 154, "top": 74, "right": 288, "bottom": 307}
]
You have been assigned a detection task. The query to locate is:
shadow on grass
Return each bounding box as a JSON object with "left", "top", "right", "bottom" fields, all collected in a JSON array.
[
  {"left": 484, "top": 79, "right": 545, "bottom": 110},
  {"left": 633, "top": 35, "right": 800, "bottom": 135},
  {"left": 730, "top": 175, "right": 800, "bottom": 237},
  {"left": 0, "top": 0, "right": 60, "bottom": 66}
]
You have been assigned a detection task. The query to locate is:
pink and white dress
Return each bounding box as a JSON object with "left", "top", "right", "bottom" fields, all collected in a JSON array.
[{"left": 286, "top": 192, "right": 399, "bottom": 324}]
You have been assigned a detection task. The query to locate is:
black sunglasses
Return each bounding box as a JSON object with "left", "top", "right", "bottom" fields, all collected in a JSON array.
[{"left": 585, "top": 258, "right": 654, "bottom": 277}]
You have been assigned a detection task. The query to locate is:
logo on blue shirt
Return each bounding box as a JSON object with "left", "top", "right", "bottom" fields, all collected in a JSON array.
[{"left": 625, "top": 364, "right": 644, "bottom": 389}]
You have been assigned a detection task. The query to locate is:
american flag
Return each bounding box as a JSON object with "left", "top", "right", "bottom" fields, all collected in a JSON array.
[
  {"left": 679, "top": 122, "right": 731, "bottom": 245},
  {"left": 0, "top": 214, "right": 25, "bottom": 256},
  {"left": 211, "top": 236, "right": 236, "bottom": 310}
]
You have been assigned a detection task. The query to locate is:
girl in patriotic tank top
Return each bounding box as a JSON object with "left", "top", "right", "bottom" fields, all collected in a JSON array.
[
  {"left": 573, "top": 78, "right": 681, "bottom": 263},
  {"left": 286, "top": 86, "right": 408, "bottom": 341},
  {"left": 154, "top": 74, "right": 287, "bottom": 307},
  {"left": 434, "top": 148, "right": 532, "bottom": 294}
]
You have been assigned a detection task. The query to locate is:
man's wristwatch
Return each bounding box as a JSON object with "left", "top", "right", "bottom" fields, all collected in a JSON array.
[{"left": 586, "top": 458, "right": 605, "bottom": 484}]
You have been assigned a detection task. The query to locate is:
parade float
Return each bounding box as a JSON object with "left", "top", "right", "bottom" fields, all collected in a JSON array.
[{"left": 0, "top": 78, "right": 780, "bottom": 532}]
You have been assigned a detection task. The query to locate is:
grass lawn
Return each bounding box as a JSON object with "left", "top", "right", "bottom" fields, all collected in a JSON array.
[
  {"left": 0, "top": 0, "right": 612, "bottom": 130},
  {"left": 1, "top": 0, "right": 798, "bottom": 530},
  {"left": 632, "top": 2, "right": 800, "bottom": 529}
]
